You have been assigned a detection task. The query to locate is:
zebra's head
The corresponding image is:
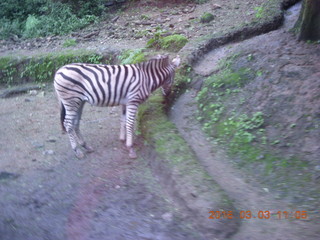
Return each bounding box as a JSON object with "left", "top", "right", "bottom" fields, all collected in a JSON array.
[{"left": 161, "top": 55, "right": 181, "bottom": 96}]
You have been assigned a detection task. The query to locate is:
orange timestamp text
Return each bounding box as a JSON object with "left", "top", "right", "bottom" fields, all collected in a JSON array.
[{"left": 208, "top": 210, "right": 308, "bottom": 220}]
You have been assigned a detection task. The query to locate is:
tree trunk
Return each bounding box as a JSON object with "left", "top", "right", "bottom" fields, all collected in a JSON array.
[{"left": 294, "top": 0, "right": 320, "bottom": 41}]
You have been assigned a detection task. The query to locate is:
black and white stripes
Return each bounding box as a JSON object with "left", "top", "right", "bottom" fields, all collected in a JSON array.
[{"left": 54, "top": 55, "right": 180, "bottom": 158}]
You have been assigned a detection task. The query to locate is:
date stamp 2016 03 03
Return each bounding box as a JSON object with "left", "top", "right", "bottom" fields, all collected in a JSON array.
[{"left": 208, "top": 210, "right": 308, "bottom": 220}]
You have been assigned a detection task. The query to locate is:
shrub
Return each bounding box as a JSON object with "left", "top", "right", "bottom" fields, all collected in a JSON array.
[
  {"left": 0, "top": 18, "right": 21, "bottom": 39},
  {"left": 0, "top": 0, "right": 105, "bottom": 39},
  {"left": 23, "top": 15, "right": 41, "bottom": 38}
]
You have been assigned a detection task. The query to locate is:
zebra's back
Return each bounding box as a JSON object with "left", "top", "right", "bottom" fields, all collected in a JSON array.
[{"left": 54, "top": 63, "right": 144, "bottom": 107}]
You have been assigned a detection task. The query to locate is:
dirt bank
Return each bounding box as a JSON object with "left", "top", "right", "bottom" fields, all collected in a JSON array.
[{"left": 171, "top": 1, "right": 319, "bottom": 239}]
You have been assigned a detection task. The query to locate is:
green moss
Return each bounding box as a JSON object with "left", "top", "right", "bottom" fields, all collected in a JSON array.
[
  {"left": 252, "top": 0, "right": 282, "bottom": 23},
  {"left": 160, "top": 34, "right": 188, "bottom": 52},
  {"left": 118, "top": 49, "right": 146, "bottom": 65},
  {"left": 147, "top": 32, "right": 188, "bottom": 52},
  {"left": 200, "top": 12, "right": 214, "bottom": 23}
]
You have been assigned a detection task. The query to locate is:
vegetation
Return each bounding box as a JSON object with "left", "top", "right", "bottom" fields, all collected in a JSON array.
[
  {"left": 137, "top": 91, "right": 237, "bottom": 228},
  {"left": 62, "top": 39, "right": 77, "bottom": 48},
  {"left": 0, "top": 51, "right": 105, "bottom": 86},
  {"left": 200, "top": 12, "right": 215, "bottom": 23},
  {"left": 196, "top": 54, "right": 309, "bottom": 177},
  {"left": 159, "top": 34, "right": 188, "bottom": 52},
  {"left": 0, "top": 0, "right": 108, "bottom": 39},
  {"left": 147, "top": 32, "right": 188, "bottom": 52},
  {"left": 118, "top": 49, "right": 146, "bottom": 65}
]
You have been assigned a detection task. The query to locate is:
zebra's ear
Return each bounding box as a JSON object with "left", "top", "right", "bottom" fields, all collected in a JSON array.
[{"left": 172, "top": 55, "right": 181, "bottom": 68}]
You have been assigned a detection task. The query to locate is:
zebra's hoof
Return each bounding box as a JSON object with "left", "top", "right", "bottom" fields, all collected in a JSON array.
[
  {"left": 129, "top": 148, "right": 137, "bottom": 159},
  {"left": 75, "top": 149, "right": 85, "bottom": 159},
  {"left": 84, "top": 144, "right": 94, "bottom": 153}
]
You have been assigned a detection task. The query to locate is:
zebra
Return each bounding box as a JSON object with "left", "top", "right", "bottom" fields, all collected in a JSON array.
[{"left": 54, "top": 55, "right": 180, "bottom": 159}]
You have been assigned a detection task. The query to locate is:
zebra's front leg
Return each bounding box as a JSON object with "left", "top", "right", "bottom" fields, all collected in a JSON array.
[{"left": 126, "top": 104, "right": 138, "bottom": 159}]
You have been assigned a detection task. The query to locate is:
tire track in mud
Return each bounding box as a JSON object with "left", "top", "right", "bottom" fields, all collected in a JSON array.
[{"left": 66, "top": 155, "right": 129, "bottom": 240}]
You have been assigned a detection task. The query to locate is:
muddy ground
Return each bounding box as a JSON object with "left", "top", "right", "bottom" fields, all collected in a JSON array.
[
  {"left": 1, "top": 0, "right": 319, "bottom": 239},
  {"left": 0, "top": 90, "right": 206, "bottom": 240}
]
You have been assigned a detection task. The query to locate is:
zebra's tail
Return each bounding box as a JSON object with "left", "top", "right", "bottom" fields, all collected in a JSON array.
[{"left": 60, "top": 102, "right": 67, "bottom": 133}]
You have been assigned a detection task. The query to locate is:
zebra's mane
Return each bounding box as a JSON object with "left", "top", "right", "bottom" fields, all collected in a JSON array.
[{"left": 141, "top": 55, "right": 170, "bottom": 68}]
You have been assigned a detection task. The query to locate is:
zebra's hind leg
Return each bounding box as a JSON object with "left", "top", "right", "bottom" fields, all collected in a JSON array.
[
  {"left": 119, "top": 105, "right": 126, "bottom": 142},
  {"left": 74, "top": 102, "right": 94, "bottom": 153},
  {"left": 63, "top": 101, "right": 88, "bottom": 159},
  {"left": 75, "top": 128, "right": 94, "bottom": 153},
  {"left": 64, "top": 121, "right": 85, "bottom": 159}
]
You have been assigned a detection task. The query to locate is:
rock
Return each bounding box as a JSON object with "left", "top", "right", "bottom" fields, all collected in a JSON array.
[
  {"left": 37, "top": 91, "right": 45, "bottom": 97},
  {"left": 43, "top": 150, "right": 55, "bottom": 155},
  {"left": 161, "top": 212, "right": 173, "bottom": 222},
  {"left": 83, "top": 31, "right": 100, "bottom": 39},
  {"left": 47, "top": 137, "right": 57, "bottom": 143},
  {"left": 211, "top": 4, "right": 222, "bottom": 10},
  {"left": 111, "top": 16, "right": 119, "bottom": 22},
  {"left": 0, "top": 171, "right": 20, "bottom": 180},
  {"left": 32, "top": 141, "right": 45, "bottom": 149},
  {"left": 29, "top": 90, "right": 38, "bottom": 96}
]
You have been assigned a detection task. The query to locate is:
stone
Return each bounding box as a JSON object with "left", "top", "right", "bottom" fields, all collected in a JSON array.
[{"left": 161, "top": 212, "right": 173, "bottom": 222}]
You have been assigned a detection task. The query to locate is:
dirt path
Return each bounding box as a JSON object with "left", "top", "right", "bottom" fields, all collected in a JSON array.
[
  {"left": 171, "top": 2, "right": 319, "bottom": 239},
  {"left": 0, "top": 90, "right": 205, "bottom": 240}
]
